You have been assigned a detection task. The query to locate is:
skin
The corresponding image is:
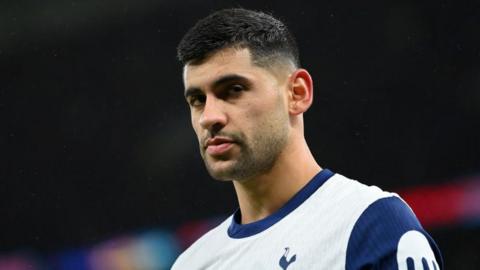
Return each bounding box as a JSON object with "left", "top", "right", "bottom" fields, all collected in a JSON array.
[{"left": 183, "top": 47, "right": 321, "bottom": 224}]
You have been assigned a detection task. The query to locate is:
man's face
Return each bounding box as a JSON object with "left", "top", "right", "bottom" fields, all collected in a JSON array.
[{"left": 183, "top": 48, "right": 291, "bottom": 181}]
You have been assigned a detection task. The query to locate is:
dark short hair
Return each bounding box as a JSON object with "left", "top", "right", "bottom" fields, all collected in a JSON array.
[{"left": 177, "top": 8, "right": 300, "bottom": 68}]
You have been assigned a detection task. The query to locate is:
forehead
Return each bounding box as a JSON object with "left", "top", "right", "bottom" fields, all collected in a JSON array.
[{"left": 183, "top": 48, "right": 268, "bottom": 89}]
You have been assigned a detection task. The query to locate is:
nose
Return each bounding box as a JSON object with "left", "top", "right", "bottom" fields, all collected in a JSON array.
[{"left": 199, "top": 96, "right": 227, "bottom": 131}]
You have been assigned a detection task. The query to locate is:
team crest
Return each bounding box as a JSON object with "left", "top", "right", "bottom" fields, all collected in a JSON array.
[{"left": 279, "top": 247, "right": 297, "bottom": 269}]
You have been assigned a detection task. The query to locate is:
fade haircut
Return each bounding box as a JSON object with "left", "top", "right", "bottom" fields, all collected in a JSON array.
[{"left": 177, "top": 8, "right": 300, "bottom": 69}]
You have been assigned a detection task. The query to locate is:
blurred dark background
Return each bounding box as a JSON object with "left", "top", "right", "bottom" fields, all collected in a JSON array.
[{"left": 2, "top": 0, "right": 479, "bottom": 269}]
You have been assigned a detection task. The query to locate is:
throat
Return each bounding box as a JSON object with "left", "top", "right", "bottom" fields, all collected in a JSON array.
[
  {"left": 232, "top": 138, "right": 322, "bottom": 224},
  {"left": 233, "top": 172, "right": 310, "bottom": 224}
]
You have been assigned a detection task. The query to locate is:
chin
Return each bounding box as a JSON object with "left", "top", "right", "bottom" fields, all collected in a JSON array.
[
  {"left": 205, "top": 170, "right": 233, "bottom": 181},
  {"left": 206, "top": 165, "right": 236, "bottom": 181},
  {"left": 204, "top": 155, "right": 256, "bottom": 181},
  {"left": 207, "top": 159, "right": 253, "bottom": 181}
]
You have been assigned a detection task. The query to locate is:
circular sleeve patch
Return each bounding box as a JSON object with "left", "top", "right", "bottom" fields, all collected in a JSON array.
[{"left": 396, "top": 230, "right": 440, "bottom": 270}]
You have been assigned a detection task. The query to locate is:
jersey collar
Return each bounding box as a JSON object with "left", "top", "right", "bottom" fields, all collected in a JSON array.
[{"left": 228, "top": 169, "right": 334, "bottom": 238}]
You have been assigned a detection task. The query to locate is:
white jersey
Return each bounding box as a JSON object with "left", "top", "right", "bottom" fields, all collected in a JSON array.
[{"left": 172, "top": 169, "right": 443, "bottom": 270}]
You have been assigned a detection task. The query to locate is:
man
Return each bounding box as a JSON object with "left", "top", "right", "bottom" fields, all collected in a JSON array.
[{"left": 173, "top": 8, "right": 442, "bottom": 270}]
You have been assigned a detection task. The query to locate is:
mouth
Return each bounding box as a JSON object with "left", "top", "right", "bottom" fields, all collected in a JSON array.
[{"left": 205, "top": 137, "right": 235, "bottom": 156}]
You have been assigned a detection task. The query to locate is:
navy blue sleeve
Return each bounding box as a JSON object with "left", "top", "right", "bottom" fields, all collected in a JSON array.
[{"left": 345, "top": 196, "right": 443, "bottom": 270}]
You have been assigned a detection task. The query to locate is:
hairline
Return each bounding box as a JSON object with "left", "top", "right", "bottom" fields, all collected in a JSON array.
[{"left": 184, "top": 45, "right": 297, "bottom": 78}]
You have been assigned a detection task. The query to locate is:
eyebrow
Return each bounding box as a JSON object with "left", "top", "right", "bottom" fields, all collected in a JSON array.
[{"left": 184, "top": 74, "right": 249, "bottom": 98}]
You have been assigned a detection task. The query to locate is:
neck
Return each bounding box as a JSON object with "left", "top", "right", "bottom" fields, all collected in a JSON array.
[{"left": 232, "top": 135, "right": 321, "bottom": 224}]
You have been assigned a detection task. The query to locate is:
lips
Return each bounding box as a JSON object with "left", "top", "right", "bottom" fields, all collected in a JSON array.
[{"left": 205, "top": 137, "right": 235, "bottom": 156}]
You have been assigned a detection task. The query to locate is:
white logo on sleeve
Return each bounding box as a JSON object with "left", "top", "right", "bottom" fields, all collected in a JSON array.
[{"left": 396, "top": 230, "right": 440, "bottom": 270}]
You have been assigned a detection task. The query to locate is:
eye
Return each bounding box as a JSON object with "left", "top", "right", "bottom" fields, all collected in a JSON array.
[
  {"left": 188, "top": 95, "right": 206, "bottom": 107},
  {"left": 228, "top": 84, "right": 245, "bottom": 94}
]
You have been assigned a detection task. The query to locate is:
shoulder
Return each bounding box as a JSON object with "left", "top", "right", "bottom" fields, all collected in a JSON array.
[
  {"left": 172, "top": 216, "right": 231, "bottom": 269},
  {"left": 321, "top": 173, "right": 394, "bottom": 214},
  {"left": 345, "top": 193, "right": 443, "bottom": 270}
]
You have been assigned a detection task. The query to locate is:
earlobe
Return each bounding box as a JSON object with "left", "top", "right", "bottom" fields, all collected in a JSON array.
[{"left": 288, "top": 69, "right": 314, "bottom": 115}]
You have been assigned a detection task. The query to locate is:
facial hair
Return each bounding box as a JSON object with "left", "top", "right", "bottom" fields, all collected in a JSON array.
[{"left": 200, "top": 106, "right": 289, "bottom": 181}]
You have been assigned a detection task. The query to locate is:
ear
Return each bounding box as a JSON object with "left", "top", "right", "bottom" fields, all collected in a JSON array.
[{"left": 287, "top": 69, "right": 314, "bottom": 115}]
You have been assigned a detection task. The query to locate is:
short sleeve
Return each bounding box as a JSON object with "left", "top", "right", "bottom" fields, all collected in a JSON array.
[{"left": 345, "top": 196, "right": 443, "bottom": 270}]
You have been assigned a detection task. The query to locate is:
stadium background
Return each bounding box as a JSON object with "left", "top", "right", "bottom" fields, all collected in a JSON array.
[{"left": 2, "top": 0, "right": 479, "bottom": 269}]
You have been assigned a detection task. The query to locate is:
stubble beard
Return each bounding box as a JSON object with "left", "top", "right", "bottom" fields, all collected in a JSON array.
[{"left": 201, "top": 114, "right": 290, "bottom": 181}]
